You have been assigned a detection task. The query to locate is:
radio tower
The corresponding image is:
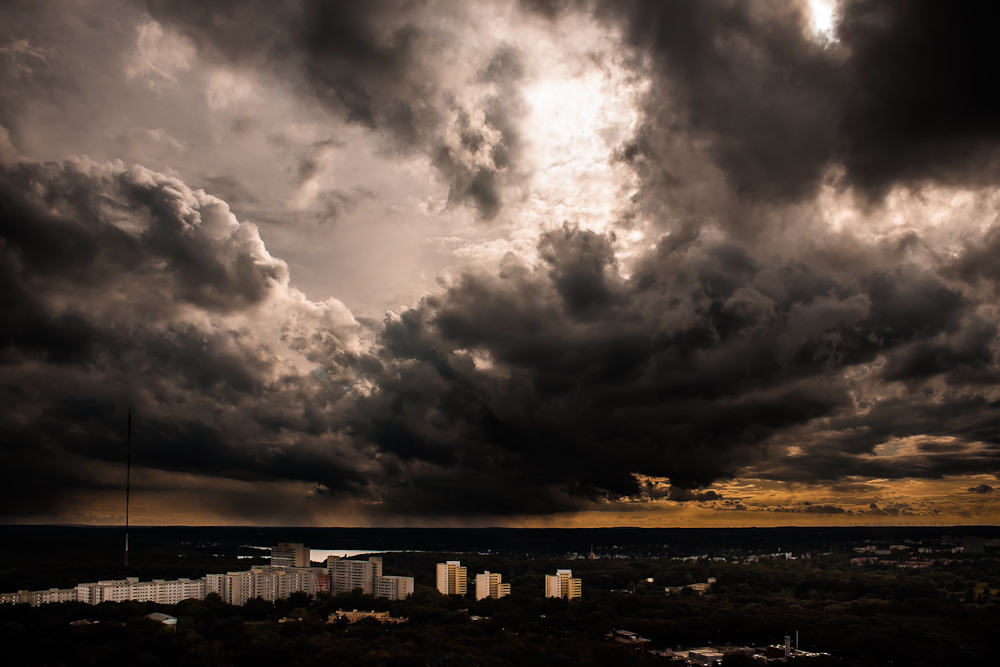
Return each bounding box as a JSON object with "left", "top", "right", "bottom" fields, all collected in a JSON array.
[{"left": 125, "top": 409, "right": 131, "bottom": 569}]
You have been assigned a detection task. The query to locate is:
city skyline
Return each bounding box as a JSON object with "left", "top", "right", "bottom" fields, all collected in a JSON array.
[
  {"left": 3, "top": 2, "right": 1000, "bottom": 528},
  {"left": 2, "top": 542, "right": 416, "bottom": 606}
]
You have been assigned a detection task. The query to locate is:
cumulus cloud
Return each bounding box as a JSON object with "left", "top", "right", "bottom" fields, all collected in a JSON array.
[
  {"left": 124, "top": 20, "right": 196, "bottom": 88},
  {"left": 146, "top": 0, "right": 527, "bottom": 219},
  {"left": 5, "top": 139, "right": 1000, "bottom": 519},
  {"left": 600, "top": 0, "right": 844, "bottom": 206},
  {"left": 519, "top": 0, "right": 1000, "bottom": 226},
  {"left": 347, "top": 214, "right": 997, "bottom": 514},
  {"left": 0, "top": 140, "right": 371, "bottom": 516}
]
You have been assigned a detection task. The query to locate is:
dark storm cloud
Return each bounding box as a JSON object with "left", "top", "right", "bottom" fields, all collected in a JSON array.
[
  {"left": 753, "top": 388, "right": 1000, "bottom": 485},
  {"left": 342, "top": 222, "right": 992, "bottom": 513},
  {"left": 599, "top": 0, "right": 843, "bottom": 204},
  {"left": 664, "top": 487, "right": 722, "bottom": 502},
  {"left": 951, "top": 222, "right": 1000, "bottom": 290},
  {"left": 838, "top": 1, "right": 1000, "bottom": 195},
  {"left": 132, "top": 0, "right": 1000, "bottom": 214},
  {"left": 146, "top": 0, "right": 523, "bottom": 219},
  {"left": 793, "top": 504, "right": 848, "bottom": 515},
  {"left": 0, "top": 146, "right": 374, "bottom": 515},
  {"left": 969, "top": 484, "right": 994, "bottom": 495},
  {"left": 517, "top": 0, "right": 1000, "bottom": 212},
  {"left": 878, "top": 316, "right": 999, "bottom": 385},
  {"left": 0, "top": 159, "right": 284, "bottom": 315},
  {"left": 5, "top": 0, "right": 1000, "bottom": 522}
]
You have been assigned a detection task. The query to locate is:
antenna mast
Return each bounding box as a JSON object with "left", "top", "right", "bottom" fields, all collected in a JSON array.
[{"left": 125, "top": 408, "right": 131, "bottom": 569}]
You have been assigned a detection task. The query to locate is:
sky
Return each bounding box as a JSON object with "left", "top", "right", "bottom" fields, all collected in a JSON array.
[{"left": 2, "top": 0, "right": 1000, "bottom": 527}]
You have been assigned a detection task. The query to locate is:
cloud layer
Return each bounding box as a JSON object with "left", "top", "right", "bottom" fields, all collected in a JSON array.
[
  {"left": 2, "top": 0, "right": 1000, "bottom": 524},
  {"left": 145, "top": 0, "right": 530, "bottom": 219}
]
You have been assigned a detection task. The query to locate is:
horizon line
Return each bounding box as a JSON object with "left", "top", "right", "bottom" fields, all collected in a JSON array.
[{"left": 1, "top": 522, "right": 998, "bottom": 530}]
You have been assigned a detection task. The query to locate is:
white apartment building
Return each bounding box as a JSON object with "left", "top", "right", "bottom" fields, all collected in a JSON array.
[
  {"left": 282, "top": 567, "right": 327, "bottom": 597},
  {"left": 544, "top": 569, "right": 581, "bottom": 599},
  {"left": 127, "top": 579, "right": 157, "bottom": 603},
  {"left": 475, "top": 571, "right": 511, "bottom": 601},
  {"left": 84, "top": 580, "right": 131, "bottom": 604},
  {"left": 375, "top": 575, "right": 415, "bottom": 600},
  {"left": 327, "top": 556, "right": 381, "bottom": 595},
  {"left": 61, "top": 577, "right": 207, "bottom": 606},
  {"left": 49, "top": 587, "right": 79, "bottom": 604},
  {"left": 5, "top": 568, "right": 316, "bottom": 609},
  {"left": 181, "top": 578, "right": 206, "bottom": 601},
  {"left": 271, "top": 543, "right": 310, "bottom": 568},
  {"left": 1, "top": 587, "right": 78, "bottom": 606},
  {"left": 205, "top": 573, "right": 223, "bottom": 598},
  {"left": 75, "top": 582, "right": 97, "bottom": 605},
  {"left": 251, "top": 567, "right": 281, "bottom": 601},
  {"left": 436, "top": 561, "right": 467, "bottom": 596},
  {"left": 245, "top": 566, "right": 327, "bottom": 601},
  {"left": 205, "top": 571, "right": 254, "bottom": 606},
  {"left": 325, "top": 555, "right": 412, "bottom": 600},
  {"left": 228, "top": 571, "right": 254, "bottom": 606},
  {"left": 2, "top": 543, "right": 411, "bottom": 608},
  {"left": 155, "top": 578, "right": 206, "bottom": 605}
]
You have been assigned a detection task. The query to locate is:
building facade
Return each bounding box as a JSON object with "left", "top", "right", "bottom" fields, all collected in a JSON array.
[
  {"left": 325, "top": 556, "right": 411, "bottom": 599},
  {"left": 375, "top": 575, "right": 415, "bottom": 600},
  {"left": 544, "top": 569, "right": 581, "bottom": 599},
  {"left": 2, "top": 543, "right": 411, "bottom": 608},
  {"left": 1, "top": 587, "right": 78, "bottom": 606},
  {"left": 5, "top": 569, "right": 320, "bottom": 608},
  {"left": 206, "top": 571, "right": 254, "bottom": 606},
  {"left": 282, "top": 567, "right": 327, "bottom": 597},
  {"left": 475, "top": 571, "right": 510, "bottom": 600},
  {"left": 271, "top": 542, "right": 310, "bottom": 568},
  {"left": 436, "top": 561, "right": 467, "bottom": 596},
  {"left": 250, "top": 567, "right": 281, "bottom": 601},
  {"left": 71, "top": 577, "right": 208, "bottom": 606},
  {"left": 327, "top": 556, "right": 379, "bottom": 595}
]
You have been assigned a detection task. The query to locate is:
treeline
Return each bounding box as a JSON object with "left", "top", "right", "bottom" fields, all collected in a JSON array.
[
  {"left": 383, "top": 550, "right": 1000, "bottom": 600},
  {"left": 4, "top": 555, "right": 1000, "bottom": 666}
]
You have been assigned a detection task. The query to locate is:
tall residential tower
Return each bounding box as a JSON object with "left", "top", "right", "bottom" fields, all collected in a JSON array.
[
  {"left": 544, "top": 569, "right": 581, "bottom": 599},
  {"left": 474, "top": 571, "right": 510, "bottom": 600},
  {"left": 435, "top": 561, "right": 467, "bottom": 596},
  {"left": 271, "top": 543, "right": 310, "bottom": 568}
]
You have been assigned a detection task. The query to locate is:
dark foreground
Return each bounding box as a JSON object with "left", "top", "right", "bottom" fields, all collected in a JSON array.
[{"left": 2, "top": 526, "right": 1000, "bottom": 666}]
